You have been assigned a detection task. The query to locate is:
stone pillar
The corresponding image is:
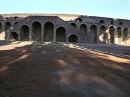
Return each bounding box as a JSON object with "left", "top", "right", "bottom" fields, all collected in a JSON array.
[
  {"left": 53, "top": 28, "right": 56, "bottom": 42},
  {"left": 41, "top": 25, "right": 44, "bottom": 42},
  {"left": 29, "top": 26, "right": 32, "bottom": 41}
]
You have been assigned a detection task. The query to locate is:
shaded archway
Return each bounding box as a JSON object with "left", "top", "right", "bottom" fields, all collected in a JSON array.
[
  {"left": 5, "top": 22, "right": 11, "bottom": 31},
  {"left": 68, "top": 34, "right": 78, "bottom": 42},
  {"left": 99, "top": 25, "right": 107, "bottom": 43},
  {"left": 119, "top": 22, "right": 123, "bottom": 26},
  {"left": 100, "top": 20, "right": 105, "bottom": 24},
  {"left": 117, "top": 27, "right": 122, "bottom": 44},
  {"left": 32, "top": 21, "right": 41, "bottom": 41},
  {"left": 110, "top": 20, "right": 114, "bottom": 25},
  {"left": 80, "top": 24, "right": 87, "bottom": 35},
  {"left": 20, "top": 25, "right": 29, "bottom": 41},
  {"left": 44, "top": 22, "right": 54, "bottom": 42},
  {"left": 0, "top": 22, "right": 2, "bottom": 33},
  {"left": 14, "top": 22, "right": 19, "bottom": 25},
  {"left": 90, "top": 25, "right": 98, "bottom": 43},
  {"left": 109, "top": 26, "right": 115, "bottom": 44},
  {"left": 56, "top": 27, "right": 66, "bottom": 42},
  {"left": 70, "top": 23, "right": 76, "bottom": 28},
  {"left": 123, "top": 27, "right": 128, "bottom": 42},
  {"left": 10, "top": 32, "right": 18, "bottom": 41}
]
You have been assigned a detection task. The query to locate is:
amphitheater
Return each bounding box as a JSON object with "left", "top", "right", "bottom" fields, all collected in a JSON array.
[{"left": 0, "top": 13, "right": 130, "bottom": 45}]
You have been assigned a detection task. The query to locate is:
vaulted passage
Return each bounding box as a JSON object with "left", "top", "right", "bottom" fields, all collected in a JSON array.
[
  {"left": 99, "top": 25, "right": 107, "bottom": 43},
  {"left": 10, "top": 32, "right": 18, "bottom": 41},
  {"left": 56, "top": 27, "right": 66, "bottom": 42},
  {"left": 117, "top": 27, "right": 122, "bottom": 44},
  {"left": 5, "top": 22, "right": 11, "bottom": 31},
  {"left": 32, "top": 21, "right": 41, "bottom": 41},
  {"left": 68, "top": 34, "right": 78, "bottom": 42},
  {"left": 109, "top": 26, "right": 115, "bottom": 44},
  {"left": 0, "top": 22, "right": 2, "bottom": 33},
  {"left": 44, "top": 22, "right": 54, "bottom": 42},
  {"left": 90, "top": 25, "right": 97, "bottom": 43},
  {"left": 70, "top": 23, "right": 77, "bottom": 28},
  {"left": 80, "top": 24, "right": 87, "bottom": 36},
  {"left": 123, "top": 27, "right": 128, "bottom": 41},
  {"left": 20, "top": 25, "right": 29, "bottom": 41}
]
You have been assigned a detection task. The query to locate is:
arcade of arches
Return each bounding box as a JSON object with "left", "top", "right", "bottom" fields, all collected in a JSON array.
[{"left": 5, "top": 21, "right": 130, "bottom": 44}]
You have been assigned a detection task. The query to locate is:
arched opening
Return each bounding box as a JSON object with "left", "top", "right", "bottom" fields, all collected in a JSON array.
[
  {"left": 0, "top": 22, "right": 2, "bottom": 33},
  {"left": 117, "top": 27, "right": 122, "bottom": 38},
  {"left": 14, "top": 22, "right": 19, "bottom": 25},
  {"left": 110, "top": 20, "right": 114, "bottom": 25},
  {"left": 90, "top": 25, "right": 97, "bottom": 43},
  {"left": 20, "top": 25, "right": 29, "bottom": 41},
  {"left": 56, "top": 27, "right": 66, "bottom": 42},
  {"left": 68, "top": 34, "right": 78, "bottom": 42},
  {"left": 76, "top": 18, "right": 82, "bottom": 22},
  {"left": 99, "top": 25, "right": 107, "bottom": 43},
  {"left": 10, "top": 32, "right": 18, "bottom": 41},
  {"left": 70, "top": 23, "right": 76, "bottom": 28},
  {"left": 5, "top": 22, "right": 11, "bottom": 31},
  {"left": 117, "top": 27, "right": 122, "bottom": 44},
  {"left": 32, "top": 21, "right": 41, "bottom": 41},
  {"left": 119, "top": 22, "right": 123, "bottom": 26},
  {"left": 44, "top": 22, "right": 54, "bottom": 42},
  {"left": 80, "top": 24, "right": 87, "bottom": 35},
  {"left": 123, "top": 27, "right": 128, "bottom": 41},
  {"left": 100, "top": 20, "right": 105, "bottom": 24},
  {"left": 109, "top": 26, "right": 115, "bottom": 44}
]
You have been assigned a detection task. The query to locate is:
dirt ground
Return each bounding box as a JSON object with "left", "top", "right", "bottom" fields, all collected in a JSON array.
[{"left": 0, "top": 41, "right": 130, "bottom": 97}]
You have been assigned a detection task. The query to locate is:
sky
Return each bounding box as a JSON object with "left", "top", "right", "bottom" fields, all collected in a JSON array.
[{"left": 0, "top": 0, "right": 130, "bottom": 19}]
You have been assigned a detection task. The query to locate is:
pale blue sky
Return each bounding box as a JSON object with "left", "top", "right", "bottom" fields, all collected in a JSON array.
[{"left": 0, "top": 0, "right": 130, "bottom": 19}]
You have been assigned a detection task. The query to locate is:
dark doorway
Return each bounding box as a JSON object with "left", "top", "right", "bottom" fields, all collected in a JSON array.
[
  {"left": 5, "top": 22, "right": 11, "bottom": 31},
  {"left": 109, "top": 26, "right": 115, "bottom": 44},
  {"left": 32, "top": 21, "right": 41, "bottom": 41},
  {"left": 117, "top": 27, "right": 122, "bottom": 44},
  {"left": 99, "top": 25, "right": 107, "bottom": 43},
  {"left": 70, "top": 23, "right": 77, "bottom": 28},
  {"left": 80, "top": 24, "right": 87, "bottom": 36},
  {"left": 44, "top": 22, "right": 54, "bottom": 42},
  {"left": 10, "top": 32, "right": 18, "bottom": 41},
  {"left": 20, "top": 25, "right": 29, "bottom": 41},
  {"left": 90, "top": 25, "right": 97, "bottom": 43},
  {"left": 123, "top": 27, "right": 128, "bottom": 41},
  {"left": 56, "top": 27, "right": 66, "bottom": 42},
  {"left": 68, "top": 34, "right": 78, "bottom": 42}
]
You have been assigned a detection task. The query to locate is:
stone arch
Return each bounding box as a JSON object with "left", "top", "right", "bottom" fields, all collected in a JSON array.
[
  {"left": 10, "top": 32, "right": 18, "bottom": 41},
  {"left": 5, "top": 22, "right": 11, "bottom": 31},
  {"left": 70, "top": 23, "right": 77, "bottom": 28},
  {"left": 56, "top": 27, "right": 66, "bottom": 42},
  {"left": 68, "top": 34, "right": 78, "bottom": 42},
  {"left": 117, "top": 27, "right": 122, "bottom": 38},
  {"left": 0, "top": 22, "right": 2, "bottom": 33},
  {"left": 110, "top": 20, "right": 114, "bottom": 25},
  {"left": 20, "top": 25, "right": 29, "bottom": 41},
  {"left": 80, "top": 24, "right": 87, "bottom": 36},
  {"left": 117, "top": 27, "right": 122, "bottom": 44},
  {"left": 32, "top": 21, "right": 41, "bottom": 41},
  {"left": 90, "top": 25, "right": 98, "bottom": 43},
  {"left": 100, "top": 20, "right": 105, "bottom": 24},
  {"left": 109, "top": 26, "right": 115, "bottom": 44},
  {"left": 44, "top": 22, "right": 54, "bottom": 42},
  {"left": 14, "top": 22, "right": 19, "bottom": 25},
  {"left": 123, "top": 27, "right": 128, "bottom": 41},
  {"left": 99, "top": 25, "right": 107, "bottom": 43},
  {"left": 119, "top": 22, "right": 123, "bottom": 26}
]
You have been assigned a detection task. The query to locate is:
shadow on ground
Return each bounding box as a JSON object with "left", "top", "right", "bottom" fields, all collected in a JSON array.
[{"left": 0, "top": 42, "right": 130, "bottom": 97}]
